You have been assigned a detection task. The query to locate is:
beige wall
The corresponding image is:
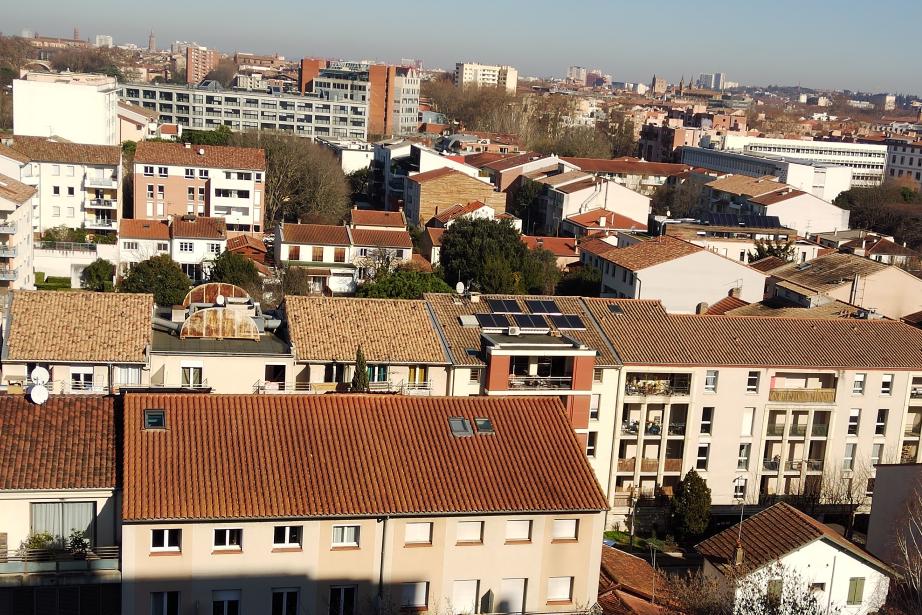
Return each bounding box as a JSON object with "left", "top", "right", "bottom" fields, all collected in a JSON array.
[
  {"left": 826, "top": 267, "right": 922, "bottom": 319},
  {"left": 122, "top": 512, "right": 603, "bottom": 615},
  {"left": 0, "top": 489, "right": 118, "bottom": 549},
  {"left": 0, "top": 361, "right": 149, "bottom": 392},
  {"left": 295, "top": 363, "right": 449, "bottom": 395},
  {"left": 867, "top": 464, "right": 922, "bottom": 566},
  {"left": 150, "top": 354, "right": 295, "bottom": 393}
]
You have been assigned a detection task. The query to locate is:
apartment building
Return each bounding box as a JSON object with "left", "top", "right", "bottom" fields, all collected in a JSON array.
[
  {"left": 0, "top": 395, "right": 121, "bottom": 611},
  {"left": 0, "top": 136, "right": 121, "bottom": 234},
  {"left": 404, "top": 168, "right": 502, "bottom": 227},
  {"left": 562, "top": 157, "right": 691, "bottom": 196},
  {"left": 120, "top": 393, "right": 606, "bottom": 615},
  {"left": 132, "top": 142, "right": 266, "bottom": 232},
  {"left": 119, "top": 80, "right": 369, "bottom": 139},
  {"left": 478, "top": 152, "right": 575, "bottom": 193},
  {"left": 454, "top": 62, "right": 518, "bottom": 93},
  {"left": 0, "top": 174, "right": 37, "bottom": 290},
  {"left": 638, "top": 124, "right": 720, "bottom": 163},
  {"left": 712, "top": 135, "right": 888, "bottom": 187},
  {"left": 382, "top": 142, "right": 490, "bottom": 212},
  {"left": 883, "top": 138, "right": 922, "bottom": 188},
  {"left": 185, "top": 46, "right": 220, "bottom": 84},
  {"left": 169, "top": 216, "right": 228, "bottom": 281},
  {"left": 681, "top": 147, "right": 853, "bottom": 201},
  {"left": 316, "top": 138, "right": 374, "bottom": 174},
  {"left": 866, "top": 463, "right": 922, "bottom": 568},
  {"left": 13, "top": 72, "right": 119, "bottom": 146}
]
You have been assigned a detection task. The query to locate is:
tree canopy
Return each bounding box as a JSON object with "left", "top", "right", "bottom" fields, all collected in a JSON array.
[
  {"left": 356, "top": 269, "right": 452, "bottom": 299},
  {"left": 834, "top": 181, "right": 922, "bottom": 250},
  {"left": 80, "top": 258, "right": 115, "bottom": 292},
  {"left": 555, "top": 266, "right": 601, "bottom": 296},
  {"left": 119, "top": 255, "right": 192, "bottom": 306},
  {"left": 670, "top": 469, "right": 712, "bottom": 540},
  {"left": 208, "top": 250, "right": 261, "bottom": 289},
  {"left": 749, "top": 238, "right": 795, "bottom": 262}
]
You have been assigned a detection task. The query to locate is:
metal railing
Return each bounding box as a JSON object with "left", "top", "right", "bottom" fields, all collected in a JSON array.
[
  {"left": 624, "top": 382, "right": 691, "bottom": 396},
  {"left": 784, "top": 460, "right": 802, "bottom": 471},
  {"left": 507, "top": 375, "right": 573, "bottom": 390},
  {"left": 36, "top": 241, "right": 97, "bottom": 252},
  {"left": 0, "top": 245, "right": 15, "bottom": 258},
  {"left": 87, "top": 199, "right": 118, "bottom": 209},
  {"left": 768, "top": 387, "right": 836, "bottom": 403},
  {"left": 905, "top": 425, "right": 922, "bottom": 437},
  {"left": 911, "top": 387, "right": 922, "bottom": 399},
  {"left": 0, "top": 546, "right": 119, "bottom": 574},
  {"left": 252, "top": 380, "right": 432, "bottom": 396},
  {"left": 812, "top": 423, "right": 830, "bottom": 437},
  {"left": 667, "top": 422, "right": 686, "bottom": 435},
  {"left": 762, "top": 459, "right": 780, "bottom": 471},
  {"left": 84, "top": 219, "right": 116, "bottom": 229},
  {"left": 0, "top": 222, "right": 16, "bottom": 234},
  {"left": 0, "top": 266, "right": 17, "bottom": 281},
  {"left": 766, "top": 424, "right": 786, "bottom": 437},
  {"left": 805, "top": 459, "right": 825, "bottom": 471},
  {"left": 84, "top": 176, "right": 118, "bottom": 189}
]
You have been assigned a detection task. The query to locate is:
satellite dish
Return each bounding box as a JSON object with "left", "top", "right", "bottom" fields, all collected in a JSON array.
[
  {"left": 215, "top": 294, "right": 226, "bottom": 306},
  {"left": 29, "top": 384, "right": 49, "bottom": 405},
  {"left": 30, "top": 366, "right": 50, "bottom": 385},
  {"left": 455, "top": 282, "right": 465, "bottom": 295}
]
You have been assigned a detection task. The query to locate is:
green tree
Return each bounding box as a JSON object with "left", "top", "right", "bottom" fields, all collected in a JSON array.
[
  {"left": 555, "top": 265, "right": 601, "bottom": 296},
  {"left": 356, "top": 269, "right": 452, "bottom": 299},
  {"left": 209, "top": 250, "right": 261, "bottom": 289},
  {"left": 480, "top": 252, "right": 519, "bottom": 294},
  {"left": 80, "top": 258, "right": 115, "bottom": 292},
  {"left": 507, "top": 179, "right": 542, "bottom": 232},
  {"left": 180, "top": 125, "right": 233, "bottom": 146},
  {"left": 670, "top": 469, "right": 712, "bottom": 540},
  {"left": 519, "top": 248, "right": 560, "bottom": 294},
  {"left": 651, "top": 181, "right": 703, "bottom": 218},
  {"left": 119, "top": 255, "right": 191, "bottom": 306},
  {"left": 351, "top": 346, "right": 369, "bottom": 392},
  {"left": 439, "top": 218, "right": 528, "bottom": 290},
  {"left": 347, "top": 167, "right": 371, "bottom": 197},
  {"left": 749, "top": 238, "right": 796, "bottom": 262},
  {"left": 281, "top": 266, "right": 316, "bottom": 296}
]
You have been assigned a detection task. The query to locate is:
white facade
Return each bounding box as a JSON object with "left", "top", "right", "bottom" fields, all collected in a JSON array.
[
  {"left": 751, "top": 192, "right": 850, "bottom": 237},
  {"left": 454, "top": 62, "right": 518, "bottom": 93},
  {"left": 317, "top": 138, "right": 374, "bottom": 174},
  {"left": 13, "top": 73, "right": 119, "bottom": 146},
  {"left": 0, "top": 182, "right": 36, "bottom": 291},
  {"left": 541, "top": 177, "right": 650, "bottom": 235},
  {"left": 171, "top": 235, "right": 226, "bottom": 282},
  {"left": 884, "top": 141, "right": 922, "bottom": 188}
]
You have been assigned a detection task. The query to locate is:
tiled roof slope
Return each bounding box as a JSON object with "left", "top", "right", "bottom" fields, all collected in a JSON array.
[
  {"left": 284, "top": 296, "right": 447, "bottom": 363},
  {"left": 0, "top": 172, "right": 36, "bottom": 204},
  {"left": 584, "top": 298, "right": 922, "bottom": 369},
  {"left": 121, "top": 394, "right": 608, "bottom": 521},
  {"left": 134, "top": 141, "right": 266, "bottom": 170},
  {"left": 748, "top": 256, "right": 787, "bottom": 272},
  {"left": 6, "top": 291, "right": 153, "bottom": 362},
  {"left": 697, "top": 502, "right": 892, "bottom": 575},
  {"left": 281, "top": 223, "right": 350, "bottom": 246},
  {"left": 0, "top": 395, "right": 116, "bottom": 490},
  {"left": 4, "top": 135, "right": 120, "bottom": 166},
  {"left": 566, "top": 209, "right": 647, "bottom": 231},
  {"left": 704, "top": 295, "right": 749, "bottom": 315},
  {"left": 769, "top": 252, "right": 889, "bottom": 293},
  {"left": 119, "top": 218, "right": 170, "bottom": 240},
  {"left": 170, "top": 216, "right": 227, "bottom": 239},
  {"left": 424, "top": 293, "right": 619, "bottom": 367},
  {"left": 431, "top": 201, "right": 488, "bottom": 224},
  {"left": 350, "top": 228, "right": 413, "bottom": 249},
  {"left": 594, "top": 235, "right": 702, "bottom": 271},
  {"left": 350, "top": 208, "right": 406, "bottom": 228}
]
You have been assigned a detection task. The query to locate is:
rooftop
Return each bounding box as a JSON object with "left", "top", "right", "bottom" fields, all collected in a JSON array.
[
  {"left": 567, "top": 208, "right": 648, "bottom": 231},
  {"left": 768, "top": 252, "right": 890, "bottom": 294},
  {"left": 349, "top": 208, "right": 406, "bottom": 228},
  {"left": 564, "top": 156, "right": 691, "bottom": 177},
  {"left": 280, "top": 223, "right": 350, "bottom": 246},
  {"left": 483, "top": 151, "right": 552, "bottom": 172},
  {"left": 226, "top": 233, "right": 267, "bottom": 254},
  {"left": 591, "top": 235, "right": 702, "bottom": 271},
  {"left": 705, "top": 174, "right": 783, "bottom": 197},
  {"left": 119, "top": 218, "right": 170, "bottom": 241},
  {"left": 121, "top": 393, "right": 608, "bottom": 521},
  {"left": 350, "top": 228, "right": 413, "bottom": 249},
  {"left": 0, "top": 135, "right": 120, "bottom": 166},
  {"left": 430, "top": 201, "right": 490, "bottom": 225},
  {"left": 521, "top": 235, "right": 578, "bottom": 258},
  {"left": 170, "top": 216, "right": 227, "bottom": 240},
  {"left": 0, "top": 172, "right": 37, "bottom": 205},
  {"left": 134, "top": 141, "right": 266, "bottom": 170}
]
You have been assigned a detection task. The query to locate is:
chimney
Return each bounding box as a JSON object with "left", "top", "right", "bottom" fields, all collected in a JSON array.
[
  {"left": 184, "top": 142, "right": 192, "bottom": 149},
  {"left": 197, "top": 148, "right": 205, "bottom": 155},
  {"left": 734, "top": 542, "right": 744, "bottom": 566},
  {"left": 729, "top": 287, "right": 742, "bottom": 298},
  {"left": 599, "top": 215, "right": 606, "bottom": 227}
]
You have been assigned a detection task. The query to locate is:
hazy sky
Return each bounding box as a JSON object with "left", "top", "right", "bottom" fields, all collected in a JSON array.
[{"left": 5, "top": 0, "right": 920, "bottom": 94}]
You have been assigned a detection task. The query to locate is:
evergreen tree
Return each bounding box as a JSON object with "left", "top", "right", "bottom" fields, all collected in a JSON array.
[
  {"left": 80, "top": 258, "right": 115, "bottom": 292},
  {"left": 119, "top": 255, "right": 191, "bottom": 306},
  {"left": 351, "top": 346, "right": 369, "bottom": 393},
  {"left": 671, "top": 469, "right": 712, "bottom": 540}
]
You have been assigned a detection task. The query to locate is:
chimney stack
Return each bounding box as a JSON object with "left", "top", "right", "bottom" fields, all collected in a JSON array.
[{"left": 734, "top": 541, "right": 744, "bottom": 566}]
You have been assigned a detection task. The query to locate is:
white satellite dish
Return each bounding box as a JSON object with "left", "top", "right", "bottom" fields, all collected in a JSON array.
[
  {"left": 30, "top": 366, "right": 50, "bottom": 385},
  {"left": 215, "top": 293, "right": 226, "bottom": 306},
  {"left": 455, "top": 282, "right": 465, "bottom": 295},
  {"left": 29, "top": 384, "right": 49, "bottom": 405}
]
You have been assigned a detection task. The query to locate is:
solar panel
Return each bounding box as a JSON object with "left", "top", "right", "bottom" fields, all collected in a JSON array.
[
  {"left": 513, "top": 313, "right": 549, "bottom": 330},
  {"left": 486, "top": 298, "right": 521, "bottom": 313},
  {"left": 550, "top": 314, "right": 585, "bottom": 330},
  {"left": 699, "top": 211, "right": 783, "bottom": 229},
  {"left": 525, "top": 299, "right": 561, "bottom": 315},
  {"left": 475, "top": 313, "right": 510, "bottom": 329}
]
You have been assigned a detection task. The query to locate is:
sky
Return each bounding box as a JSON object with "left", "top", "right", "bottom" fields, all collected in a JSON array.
[{"left": 5, "top": 0, "right": 921, "bottom": 95}]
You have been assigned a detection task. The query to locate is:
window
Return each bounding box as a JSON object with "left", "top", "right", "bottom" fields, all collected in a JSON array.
[
  {"left": 872, "top": 443, "right": 884, "bottom": 465},
  {"left": 179, "top": 241, "right": 193, "bottom": 253},
  {"left": 881, "top": 374, "right": 894, "bottom": 395},
  {"left": 329, "top": 586, "right": 356, "bottom": 615},
  {"left": 334, "top": 247, "right": 346, "bottom": 262},
  {"left": 847, "top": 577, "right": 865, "bottom": 605},
  {"left": 31, "top": 502, "right": 96, "bottom": 545},
  {"left": 746, "top": 371, "right": 760, "bottom": 393},
  {"left": 332, "top": 524, "right": 360, "bottom": 547},
  {"left": 157, "top": 242, "right": 169, "bottom": 252},
  {"left": 198, "top": 169, "right": 209, "bottom": 178},
  {"left": 696, "top": 444, "right": 709, "bottom": 470},
  {"left": 124, "top": 241, "right": 140, "bottom": 251},
  {"left": 66, "top": 207, "right": 74, "bottom": 218},
  {"left": 505, "top": 520, "right": 531, "bottom": 542},
  {"left": 151, "top": 528, "right": 181, "bottom": 551},
  {"left": 312, "top": 246, "right": 324, "bottom": 261},
  {"left": 181, "top": 365, "right": 203, "bottom": 387},
  {"left": 116, "top": 365, "right": 142, "bottom": 386},
  {"left": 67, "top": 186, "right": 75, "bottom": 196},
  {"left": 70, "top": 366, "right": 94, "bottom": 391},
  {"left": 143, "top": 165, "right": 154, "bottom": 176},
  {"left": 184, "top": 168, "right": 194, "bottom": 179},
  {"left": 147, "top": 184, "right": 154, "bottom": 199},
  {"left": 733, "top": 478, "right": 747, "bottom": 499},
  {"left": 198, "top": 187, "right": 205, "bottom": 200},
  {"left": 552, "top": 518, "right": 578, "bottom": 540},
  {"left": 53, "top": 186, "right": 60, "bottom": 196},
  {"left": 547, "top": 576, "right": 573, "bottom": 602},
  {"left": 844, "top": 443, "right": 857, "bottom": 470},
  {"left": 53, "top": 206, "right": 61, "bottom": 217},
  {"left": 848, "top": 409, "right": 861, "bottom": 436},
  {"left": 157, "top": 185, "right": 165, "bottom": 198},
  {"left": 767, "top": 579, "right": 783, "bottom": 608},
  {"left": 271, "top": 588, "right": 298, "bottom": 615},
  {"left": 213, "top": 528, "right": 242, "bottom": 550},
  {"left": 456, "top": 521, "right": 483, "bottom": 543},
  {"left": 158, "top": 166, "right": 168, "bottom": 177},
  {"left": 187, "top": 186, "right": 195, "bottom": 201},
  {"left": 587, "top": 431, "right": 598, "bottom": 457},
  {"left": 404, "top": 522, "right": 432, "bottom": 545},
  {"left": 876, "top": 409, "right": 888, "bottom": 435},
  {"left": 144, "top": 409, "right": 166, "bottom": 429},
  {"left": 741, "top": 407, "right": 754, "bottom": 436},
  {"left": 212, "top": 590, "right": 240, "bottom": 615},
  {"left": 738, "top": 444, "right": 751, "bottom": 470},
  {"left": 704, "top": 370, "right": 718, "bottom": 392},
  {"left": 866, "top": 478, "right": 875, "bottom": 496},
  {"left": 468, "top": 369, "right": 480, "bottom": 384},
  {"left": 593, "top": 367, "right": 603, "bottom": 383},
  {"left": 400, "top": 582, "right": 428, "bottom": 608},
  {"left": 589, "top": 394, "right": 600, "bottom": 420},
  {"left": 208, "top": 242, "right": 222, "bottom": 255},
  {"left": 151, "top": 591, "right": 180, "bottom": 615},
  {"left": 273, "top": 525, "right": 302, "bottom": 547},
  {"left": 256, "top": 172, "right": 263, "bottom": 182},
  {"left": 853, "top": 373, "right": 866, "bottom": 394},
  {"left": 700, "top": 407, "right": 713, "bottom": 434}
]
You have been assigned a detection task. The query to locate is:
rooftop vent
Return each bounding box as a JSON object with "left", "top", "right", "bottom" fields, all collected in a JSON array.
[
  {"left": 448, "top": 416, "right": 474, "bottom": 438},
  {"left": 197, "top": 148, "right": 205, "bottom": 155},
  {"left": 144, "top": 409, "right": 166, "bottom": 430}
]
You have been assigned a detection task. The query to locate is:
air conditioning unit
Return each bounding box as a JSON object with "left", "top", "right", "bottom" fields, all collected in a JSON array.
[{"left": 507, "top": 326, "right": 521, "bottom": 336}]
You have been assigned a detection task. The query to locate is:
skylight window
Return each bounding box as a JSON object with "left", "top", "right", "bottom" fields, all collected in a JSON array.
[
  {"left": 144, "top": 409, "right": 166, "bottom": 430},
  {"left": 449, "top": 417, "right": 474, "bottom": 437},
  {"left": 608, "top": 304, "right": 624, "bottom": 315},
  {"left": 474, "top": 417, "right": 495, "bottom": 435}
]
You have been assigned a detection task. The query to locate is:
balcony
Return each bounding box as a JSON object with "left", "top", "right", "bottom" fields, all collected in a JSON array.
[
  {"left": 508, "top": 375, "right": 573, "bottom": 390},
  {"left": 624, "top": 374, "right": 691, "bottom": 397},
  {"left": 617, "top": 458, "right": 636, "bottom": 472},
  {"left": 0, "top": 546, "right": 119, "bottom": 576},
  {"left": 667, "top": 422, "right": 686, "bottom": 436},
  {"left": 0, "top": 221, "right": 17, "bottom": 234},
  {"left": 766, "top": 424, "right": 786, "bottom": 437},
  {"left": 0, "top": 245, "right": 16, "bottom": 258},
  {"left": 789, "top": 424, "right": 807, "bottom": 437},
  {"left": 784, "top": 460, "right": 802, "bottom": 472},
  {"left": 87, "top": 198, "right": 118, "bottom": 209},
  {"left": 663, "top": 458, "right": 683, "bottom": 472},
  {"left": 768, "top": 388, "right": 837, "bottom": 403},
  {"left": 639, "top": 459, "right": 659, "bottom": 473},
  {"left": 911, "top": 387, "right": 922, "bottom": 399},
  {"left": 621, "top": 421, "right": 640, "bottom": 436},
  {"left": 812, "top": 423, "right": 830, "bottom": 437},
  {"left": 84, "top": 219, "right": 116, "bottom": 230},
  {"left": 805, "top": 459, "right": 825, "bottom": 471},
  {"left": 0, "top": 266, "right": 17, "bottom": 281},
  {"left": 905, "top": 424, "right": 922, "bottom": 437},
  {"left": 762, "top": 459, "right": 780, "bottom": 471},
  {"left": 84, "top": 175, "right": 118, "bottom": 190}
]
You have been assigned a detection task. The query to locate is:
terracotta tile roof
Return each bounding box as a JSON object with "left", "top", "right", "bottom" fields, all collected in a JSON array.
[
  {"left": 567, "top": 208, "right": 647, "bottom": 231},
  {"left": 4, "top": 135, "right": 120, "bottom": 166},
  {"left": 584, "top": 298, "right": 922, "bottom": 368},
  {"left": 593, "top": 236, "right": 702, "bottom": 271},
  {"left": 705, "top": 174, "right": 782, "bottom": 197},
  {"left": 768, "top": 252, "right": 890, "bottom": 294},
  {"left": 483, "top": 151, "right": 550, "bottom": 172},
  {"left": 121, "top": 393, "right": 608, "bottom": 521},
  {"left": 563, "top": 156, "right": 691, "bottom": 177},
  {"left": 725, "top": 298, "right": 863, "bottom": 319},
  {"left": 283, "top": 296, "right": 447, "bottom": 364},
  {"left": 159, "top": 124, "right": 179, "bottom": 136},
  {"left": 119, "top": 218, "right": 170, "bottom": 241},
  {"left": 350, "top": 208, "right": 406, "bottom": 228},
  {"left": 748, "top": 256, "right": 787, "bottom": 272},
  {"left": 134, "top": 141, "right": 266, "bottom": 170},
  {"left": 697, "top": 502, "right": 893, "bottom": 576},
  {"left": 431, "top": 201, "right": 489, "bottom": 224},
  {"left": 522, "top": 235, "right": 578, "bottom": 258},
  {"left": 0, "top": 172, "right": 36, "bottom": 204},
  {"left": 579, "top": 237, "right": 620, "bottom": 258},
  {"left": 226, "top": 233, "right": 267, "bottom": 253},
  {"left": 704, "top": 295, "right": 749, "bottom": 315},
  {"left": 425, "top": 226, "right": 445, "bottom": 247},
  {"left": 406, "top": 167, "right": 462, "bottom": 184},
  {"left": 598, "top": 546, "right": 669, "bottom": 614},
  {"left": 749, "top": 187, "right": 807, "bottom": 206},
  {"left": 281, "top": 223, "right": 350, "bottom": 246},
  {"left": 533, "top": 170, "right": 588, "bottom": 187},
  {"left": 350, "top": 228, "right": 413, "bottom": 249},
  {"left": 0, "top": 395, "right": 116, "bottom": 490},
  {"left": 0, "top": 142, "right": 32, "bottom": 163},
  {"left": 6, "top": 291, "right": 153, "bottom": 363},
  {"left": 424, "top": 294, "right": 619, "bottom": 367},
  {"left": 842, "top": 235, "right": 921, "bottom": 258},
  {"left": 170, "top": 216, "right": 227, "bottom": 240},
  {"left": 462, "top": 152, "right": 511, "bottom": 168}
]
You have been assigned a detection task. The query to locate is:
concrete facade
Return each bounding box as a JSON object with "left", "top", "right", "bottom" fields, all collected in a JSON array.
[{"left": 13, "top": 73, "right": 119, "bottom": 146}]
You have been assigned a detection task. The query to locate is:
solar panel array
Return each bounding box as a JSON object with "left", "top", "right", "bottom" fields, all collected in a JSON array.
[
  {"left": 486, "top": 298, "right": 521, "bottom": 313},
  {"left": 475, "top": 313, "right": 510, "bottom": 328},
  {"left": 550, "top": 314, "right": 585, "bottom": 330},
  {"left": 525, "top": 299, "right": 561, "bottom": 315},
  {"left": 467, "top": 298, "right": 586, "bottom": 333},
  {"left": 513, "top": 313, "right": 549, "bottom": 330},
  {"left": 698, "top": 212, "right": 782, "bottom": 229}
]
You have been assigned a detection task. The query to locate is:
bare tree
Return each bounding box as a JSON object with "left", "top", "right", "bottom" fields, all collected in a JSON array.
[
  {"left": 890, "top": 486, "right": 922, "bottom": 613},
  {"left": 819, "top": 460, "right": 875, "bottom": 540}
]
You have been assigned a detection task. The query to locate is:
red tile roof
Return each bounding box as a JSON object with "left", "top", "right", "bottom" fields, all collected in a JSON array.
[
  {"left": 406, "top": 167, "right": 462, "bottom": 184},
  {"left": 425, "top": 226, "right": 445, "bottom": 247},
  {"left": 522, "top": 235, "right": 578, "bottom": 258},
  {"left": 431, "top": 201, "right": 489, "bottom": 224},
  {"left": 0, "top": 395, "right": 116, "bottom": 490},
  {"left": 350, "top": 208, "right": 407, "bottom": 228},
  {"left": 462, "top": 152, "right": 511, "bottom": 168},
  {"left": 121, "top": 394, "right": 608, "bottom": 521},
  {"left": 563, "top": 157, "right": 691, "bottom": 177},
  {"left": 350, "top": 228, "right": 413, "bottom": 249},
  {"left": 567, "top": 208, "right": 648, "bottom": 231},
  {"left": 119, "top": 218, "right": 170, "bottom": 241},
  {"left": 593, "top": 236, "right": 702, "bottom": 271},
  {"left": 483, "top": 151, "right": 550, "bottom": 172},
  {"left": 226, "top": 233, "right": 267, "bottom": 253},
  {"left": 704, "top": 295, "right": 749, "bottom": 315},
  {"left": 0, "top": 172, "right": 36, "bottom": 205},
  {"left": 281, "top": 223, "right": 350, "bottom": 246},
  {"left": 598, "top": 546, "right": 669, "bottom": 615},
  {"left": 748, "top": 256, "right": 787, "bottom": 272},
  {"left": 578, "top": 237, "right": 620, "bottom": 258},
  {"left": 171, "top": 216, "right": 227, "bottom": 240},
  {"left": 697, "top": 502, "right": 893, "bottom": 576},
  {"left": 3, "top": 135, "right": 120, "bottom": 166},
  {"left": 842, "top": 235, "right": 921, "bottom": 258},
  {"left": 134, "top": 141, "right": 266, "bottom": 170}
]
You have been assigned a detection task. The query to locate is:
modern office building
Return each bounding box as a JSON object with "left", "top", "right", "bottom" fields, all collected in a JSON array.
[
  {"left": 883, "top": 137, "right": 922, "bottom": 188},
  {"left": 454, "top": 62, "right": 518, "bottom": 93}
]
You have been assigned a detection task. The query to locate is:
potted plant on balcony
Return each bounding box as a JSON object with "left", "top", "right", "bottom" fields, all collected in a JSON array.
[{"left": 66, "top": 529, "right": 91, "bottom": 560}]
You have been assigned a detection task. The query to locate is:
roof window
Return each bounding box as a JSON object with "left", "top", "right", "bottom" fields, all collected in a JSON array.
[
  {"left": 448, "top": 417, "right": 474, "bottom": 437},
  {"left": 474, "top": 417, "right": 495, "bottom": 435},
  {"left": 144, "top": 409, "right": 166, "bottom": 430}
]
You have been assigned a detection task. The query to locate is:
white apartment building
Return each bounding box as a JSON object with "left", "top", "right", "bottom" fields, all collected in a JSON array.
[
  {"left": 0, "top": 173, "right": 37, "bottom": 291},
  {"left": 681, "top": 146, "right": 854, "bottom": 201},
  {"left": 709, "top": 134, "right": 887, "bottom": 187},
  {"left": 0, "top": 136, "right": 122, "bottom": 234},
  {"left": 316, "top": 138, "right": 374, "bottom": 174},
  {"left": 169, "top": 216, "right": 227, "bottom": 282},
  {"left": 454, "top": 62, "right": 518, "bottom": 93},
  {"left": 884, "top": 138, "right": 922, "bottom": 188},
  {"left": 13, "top": 72, "right": 119, "bottom": 146}
]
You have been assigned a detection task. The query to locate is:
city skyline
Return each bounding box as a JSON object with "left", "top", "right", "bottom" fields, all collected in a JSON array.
[{"left": 5, "top": 0, "right": 921, "bottom": 95}]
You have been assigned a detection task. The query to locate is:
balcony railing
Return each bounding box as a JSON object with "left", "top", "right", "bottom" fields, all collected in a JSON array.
[
  {"left": 624, "top": 382, "right": 691, "bottom": 397},
  {"left": 0, "top": 245, "right": 16, "bottom": 258},
  {"left": 667, "top": 422, "right": 686, "bottom": 436},
  {"left": 663, "top": 458, "right": 682, "bottom": 472},
  {"left": 252, "top": 380, "right": 432, "bottom": 395},
  {"left": 911, "top": 387, "right": 922, "bottom": 399},
  {"left": 0, "top": 266, "right": 17, "bottom": 281},
  {"left": 0, "top": 546, "right": 119, "bottom": 575},
  {"left": 805, "top": 459, "right": 825, "bottom": 471},
  {"left": 766, "top": 424, "right": 785, "bottom": 437},
  {"left": 784, "top": 460, "right": 802, "bottom": 471},
  {"left": 762, "top": 459, "right": 780, "bottom": 471},
  {"left": 84, "top": 175, "right": 118, "bottom": 189},
  {"left": 87, "top": 199, "right": 118, "bottom": 209},
  {"left": 84, "top": 219, "right": 116, "bottom": 230},
  {"left": 768, "top": 388, "right": 836, "bottom": 403},
  {"left": 621, "top": 421, "right": 640, "bottom": 436},
  {"left": 0, "top": 222, "right": 16, "bottom": 234},
  {"left": 508, "top": 375, "right": 573, "bottom": 390},
  {"left": 812, "top": 423, "right": 830, "bottom": 437},
  {"left": 639, "top": 459, "right": 659, "bottom": 473},
  {"left": 789, "top": 424, "right": 807, "bottom": 437},
  {"left": 617, "top": 459, "right": 636, "bottom": 472}
]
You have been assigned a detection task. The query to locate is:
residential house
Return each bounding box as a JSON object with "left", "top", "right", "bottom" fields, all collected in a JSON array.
[
  {"left": 579, "top": 235, "right": 767, "bottom": 312},
  {"left": 597, "top": 545, "right": 669, "bottom": 614},
  {"left": 697, "top": 502, "right": 890, "bottom": 614},
  {"left": 226, "top": 234, "right": 269, "bottom": 274},
  {"left": 426, "top": 200, "right": 497, "bottom": 228},
  {"left": 170, "top": 216, "right": 227, "bottom": 282},
  {"left": 0, "top": 291, "right": 153, "bottom": 393},
  {"left": 562, "top": 157, "right": 691, "bottom": 196},
  {"left": 420, "top": 226, "right": 445, "bottom": 266},
  {"left": 274, "top": 224, "right": 354, "bottom": 294},
  {"left": 0, "top": 173, "right": 37, "bottom": 290},
  {"left": 120, "top": 393, "right": 607, "bottom": 615},
  {"left": 837, "top": 233, "right": 920, "bottom": 266},
  {"left": 478, "top": 152, "right": 572, "bottom": 193},
  {"left": 560, "top": 209, "right": 648, "bottom": 237},
  {"left": 118, "top": 219, "right": 171, "bottom": 275},
  {"left": 0, "top": 135, "right": 121, "bottom": 234},
  {"left": 117, "top": 101, "right": 160, "bottom": 142},
  {"left": 382, "top": 143, "right": 487, "bottom": 211},
  {"left": 522, "top": 235, "right": 579, "bottom": 269},
  {"left": 350, "top": 228, "right": 413, "bottom": 281},
  {"left": 0, "top": 395, "right": 120, "bottom": 610},
  {"left": 132, "top": 142, "right": 266, "bottom": 232},
  {"left": 403, "top": 168, "right": 503, "bottom": 227},
  {"left": 349, "top": 208, "right": 406, "bottom": 230}
]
